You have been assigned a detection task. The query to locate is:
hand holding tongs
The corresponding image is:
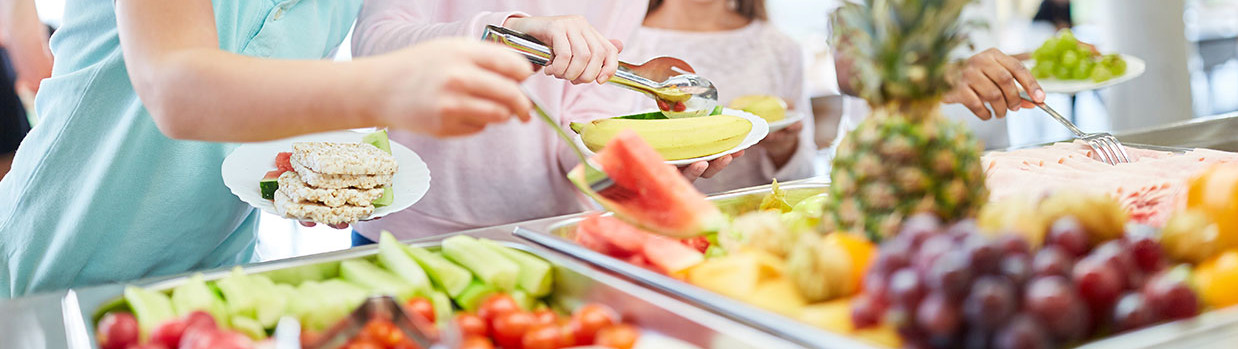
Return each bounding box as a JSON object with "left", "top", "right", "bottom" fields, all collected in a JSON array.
[{"left": 482, "top": 25, "right": 719, "bottom": 117}]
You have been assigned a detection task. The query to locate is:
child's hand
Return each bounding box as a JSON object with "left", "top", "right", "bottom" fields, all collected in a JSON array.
[
  {"left": 504, "top": 15, "right": 622, "bottom": 85},
  {"left": 681, "top": 150, "right": 745, "bottom": 182},
  {"left": 371, "top": 39, "right": 533, "bottom": 137},
  {"left": 944, "top": 48, "right": 1045, "bottom": 120}
]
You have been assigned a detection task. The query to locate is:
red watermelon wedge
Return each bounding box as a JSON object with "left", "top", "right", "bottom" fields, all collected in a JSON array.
[{"left": 568, "top": 130, "right": 727, "bottom": 238}]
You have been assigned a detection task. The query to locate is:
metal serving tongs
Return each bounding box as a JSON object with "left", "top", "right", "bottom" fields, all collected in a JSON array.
[
  {"left": 299, "top": 296, "right": 447, "bottom": 349},
  {"left": 484, "top": 25, "right": 719, "bottom": 118},
  {"left": 1019, "top": 90, "right": 1131, "bottom": 165},
  {"left": 523, "top": 86, "right": 633, "bottom": 201}
]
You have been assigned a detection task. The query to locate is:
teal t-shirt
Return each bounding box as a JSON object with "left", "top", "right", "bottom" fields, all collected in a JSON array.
[{"left": 0, "top": 0, "right": 361, "bottom": 298}]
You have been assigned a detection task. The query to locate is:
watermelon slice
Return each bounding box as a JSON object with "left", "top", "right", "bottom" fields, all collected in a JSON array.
[
  {"left": 575, "top": 215, "right": 704, "bottom": 275},
  {"left": 275, "top": 152, "right": 293, "bottom": 173},
  {"left": 568, "top": 130, "right": 726, "bottom": 237}
]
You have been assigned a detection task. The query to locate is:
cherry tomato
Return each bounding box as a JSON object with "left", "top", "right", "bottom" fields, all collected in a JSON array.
[
  {"left": 570, "top": 304, "right": 619, "bottom": 344},
  {"left": 478, "top": 294, "right": 521, "bottom": 326},
  {"left": 362, "top": 319, "right": 406, "bottom": 347},
  {"left": 405, "top": 297, "right": 436, "bottom": 323},
  {"left": 459, "top": 336, "right": 496, "bottom": 349},
  {"left": 532, "top": 309, "right": 558, "bottom": 327},
  {"left": 522, "top": 324, "right": 567, "bottom": 349},
  {"left": 96, "top": 312, "right": 139, "bottom": 349},
  {"left": 343, "top": 338, "right": 385, "bottom": 349},
  {"left": 672, "top": 101, "right": 687, "bottom": 112},
  {"left": 492, "top": 312, "right": 536, "bottom": 349},
  {"left": 453, "top": 313, "right": 488, "bottom": 338},
  {"left": 594, "top": 324, "right": 639, "bottom": 349},
  {"left": 559, "top": 323, "right": 580, "bottom": 347}
]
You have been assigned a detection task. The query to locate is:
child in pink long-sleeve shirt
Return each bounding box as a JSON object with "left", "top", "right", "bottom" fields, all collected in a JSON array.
[{"left": 348, "top": 0, "right": 740, "bottom": 244}]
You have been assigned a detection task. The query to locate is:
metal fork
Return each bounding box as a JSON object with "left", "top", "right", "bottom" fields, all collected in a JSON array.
[
  {"left": 523, "top": 87, "right": 633, "bottom": 201},
  {"left": 1018, "top": 91, "right": 1131, "bottom": 165}
]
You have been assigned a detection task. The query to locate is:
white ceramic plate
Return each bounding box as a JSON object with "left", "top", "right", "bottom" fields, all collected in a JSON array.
[
  {"left": 221, "top": 130, "right": 431, "bottom": 222},
  {"left": 766, "top": 111, "right": 806, "bottom": 132},
  {"left": 1022, "top": 54, "right": 1145, "bottom": 94},
  {"left": 574, "top": 108, "right": 770, "bottom": 166}
]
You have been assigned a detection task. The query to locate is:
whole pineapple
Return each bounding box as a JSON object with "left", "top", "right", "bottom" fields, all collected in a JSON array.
[{"left": 825, "top": 0, "right": 988, "bottom": 242}]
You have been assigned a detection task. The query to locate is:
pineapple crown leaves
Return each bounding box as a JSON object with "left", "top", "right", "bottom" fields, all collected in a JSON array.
[{"left": 831, "top": 0, "right": 980, "bottom": 106}]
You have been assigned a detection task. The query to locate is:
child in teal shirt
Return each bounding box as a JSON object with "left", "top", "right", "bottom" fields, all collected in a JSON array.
[{"left": 0, "top": 0, "right": 539, "bottom": 298}]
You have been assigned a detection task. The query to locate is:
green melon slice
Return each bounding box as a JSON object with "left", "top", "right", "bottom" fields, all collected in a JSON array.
[{"left": 568, "top": 129, "right": 727, "bottom": 238}]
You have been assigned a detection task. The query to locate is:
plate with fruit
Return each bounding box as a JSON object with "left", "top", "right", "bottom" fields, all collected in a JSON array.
[
  {"left": 1025, "top": 30, "right": 1146, "bottom": 94},
  {"left": 729, "top": 94, "right": 804, "bottom": 132},
  {"left": 569, "top": 108, "right": 769, "bottom": 166},
  {"left": 221, "top": 129, "right": 431, "bottom": 224}
]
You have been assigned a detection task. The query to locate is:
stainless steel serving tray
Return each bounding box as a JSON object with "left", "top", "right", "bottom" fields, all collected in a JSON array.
[
  {"left": 1115, "top": 112, "right": 1238, "bottom": 152},
  {"left": 2, "top": 229, "right": 798, "bottom": 349},
  {"left": 515, "top": 182, "right": 1238, "bottom": 349}
]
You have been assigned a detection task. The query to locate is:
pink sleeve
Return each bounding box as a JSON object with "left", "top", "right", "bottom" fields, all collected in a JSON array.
[{"left": 352, "top": 0, "right": 527, "bottom": 56}]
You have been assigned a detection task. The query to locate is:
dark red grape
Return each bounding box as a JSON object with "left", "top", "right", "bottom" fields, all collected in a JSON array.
[
  {"left": 964, "top": 276, "right": 1017, "bottom": 330},
  {"left": 1073, "top": 255, "right": 1124, "bottom": 313},
  {"left": 995, "top": 234, "right": 1031, "bottom": 256},
  {"left": 1113, "top": 292, "right": 1157, "bottom": 332},
  {"left": 1024, "top": 276, "right": 1090, "bottom": 342},
  {"left": 1032, "top": 246, "right": 1073, "bottom": 278},
  {"left": 863, "top": 269, "right": 891, "bottom": 298},
  {"left": 962, "top": 329, "right": 992, "bottom": 349},
  {"left": 1127, "top": 234, "right": 1166, "bottom": 274},
  {"left": 962, "top": 234, "right": 1001, "bottom": 275},
  {"left": 901, "top": 213, "right": 943, "bottom": 244},
  {"left": 999, "top": 254, "right": 1033, "bottom": 288},
  {"left": 916, "top": 292, "right": 962, "bottom": 338},
  {"left": 915, "top": 235, "right": 957, "bottom": 273},
  {"left": 993, "top": 315, "right": 1051, "bottom": 349},
  {"left": 889, "top": 268, "right": 927, "bottom": 310},
  {"left": 851, "top": 293, "right": 886, "bottom": 329},
  {"left": 874, "top": 239, "right": 913, "bottom": 276},
  {"left": 927, "top": 252, "right": 973, "bottom": 300},
  {"left": 1093, "top": 240, "right": 1137, "bottom": 278},
  {"left": 946, "top": 219, "right": 980, "bottom": 239},
  {"left": 1046, "top": 217, "right": 1090, "bottom": 257},
  {"left": 1143, "top": 267, "right": 1199, "bottom": 321}
]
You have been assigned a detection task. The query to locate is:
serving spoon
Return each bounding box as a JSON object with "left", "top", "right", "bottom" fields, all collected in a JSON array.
[{"left": 482, "top": 25, "right": 719, "bottom": 118}]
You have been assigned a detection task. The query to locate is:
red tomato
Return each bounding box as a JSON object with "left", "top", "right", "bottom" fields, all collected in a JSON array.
[
  {"left": 149, "top": 318, "right": 188, "bottom": 348},
  {"left": 453, "top": 313, "right": 489, "bottom": 338},
  {"left": 183, "top": 311, "right": 217, "bottom": 331},
  {"left": 343, "top": 338, "right": 385, "bottom": 349},
  {"left": 478, "top": 294, "right": 521, "bottom": 326},
  {"left": 460, "top": 336, "right": 496, "bottom": 349},
  {"left": 559, "top": 323, "right": 580, "bottom": 347},
  {"left": 522, "top": 324, "right": 567, "bottom": 349},
  {"left": 570, "top": 304, "right": 619, "bottom": 344},
  {"left": 491, "top": 312, "right": 536, "bottom": 349},
  {"left": 96, "top": 312, "right": 139, "bottom": 349},
  {"left": 405, "top": 297, "right": 436, "bottom": 323},
  {"left": 531, "top": 309, "right": 558, "bottom": 327},
  {"left": 594, "top": 324, "right": 639, "bottom": 349}
]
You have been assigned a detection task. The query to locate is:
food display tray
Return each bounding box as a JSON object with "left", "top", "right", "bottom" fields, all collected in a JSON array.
[
  {"left": 0, "top": 228, "right": 799, "bottom": 349},
  {"left": 1114, "top": 112, "right": 1238, "bottom": 152},
  {"left": 514, "top": 182, "right": 1238, "bottom": 349}
]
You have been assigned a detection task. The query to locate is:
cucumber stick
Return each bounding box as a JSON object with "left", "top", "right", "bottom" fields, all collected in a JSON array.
[
  {"left": 405, "top": 245, "right": 471, "bottom": 297},
  {"left": 478, "top": 239, "right": 554, "bottom": 297},
  {"left": 441, "top": 235, "right": 519, "bottom": 291},
  {"left": 452, "top": 279, "right": 497, "bottom": 312},
  {"left": 510, "top": 289, "right": 537, "bottom": 311},
  {"left": 377, "top": 231, "right": 432, "bottom": 296},
  {"left": 296, "top": 280, "right": 367, "bottom": 331},
  {"left": 339, "top": 259, "right": 417, "bottom": 301},
  {"left": 170, "top": 274, "right": 230, "bottom": 328},
  {"left": 124, "top": 286, "right": 176, "bottom": 340},
  {"left": 429, "top": 290, "right": 454, "bottom": 326},
  {"left": 230, "top": 316, "right": 267, "bottom": 340},
  {"left": 215, "top": 267, "right": 259, "bottom": 319},
  {"left": 250, "top": 275, "right": 288, "bottom": 329}
]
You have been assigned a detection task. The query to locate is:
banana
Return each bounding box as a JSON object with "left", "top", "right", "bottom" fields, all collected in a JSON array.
[{"left": 570, "top": 115, "right": 752, "bottom": 160}]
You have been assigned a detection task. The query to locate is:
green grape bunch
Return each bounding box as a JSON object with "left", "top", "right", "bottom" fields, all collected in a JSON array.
[{"left": 1031, "top": 29, "right": 1126, "bottom": 82}]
